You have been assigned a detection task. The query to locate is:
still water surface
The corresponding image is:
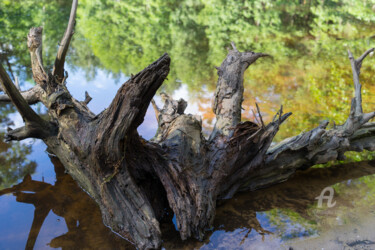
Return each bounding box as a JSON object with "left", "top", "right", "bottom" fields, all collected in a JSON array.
[{"left": 1, "top": 0, "right": 375, "bottom": 249}]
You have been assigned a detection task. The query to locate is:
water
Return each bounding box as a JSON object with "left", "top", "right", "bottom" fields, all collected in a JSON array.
[
  {"left": 2, "top": 150, "right": 375, "bottom": 249},
  {"left": 1, "top": 0, "right": 375, "bottom": 249}
]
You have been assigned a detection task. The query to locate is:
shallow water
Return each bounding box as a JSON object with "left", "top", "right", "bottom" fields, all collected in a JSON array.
[
  {"left": 1, "top": 0, "right": 375, "bottom": 249},
  {"left": 2, "top": 152, "right": 375, "bottom": 249}
]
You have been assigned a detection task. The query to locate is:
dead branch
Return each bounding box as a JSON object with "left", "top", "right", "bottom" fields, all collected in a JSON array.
[
  {"left": 238, "top": 49, "right": 375, "bottom": 192},
  {"left": 94, "top": 53, "right": 170, "bottom": 159},
  {"left": 83, "top": 91, "right": 92, "bottom": 105},
  {"left": 15, "top": 76, "right": 20, "bottom": 90},
  {"left": 52, "top": 0, "right": 78, "bottom": 82},
  {"left": 211, "top": 42, "right": 270, "bottom": 139},
  {"left": 151, "top": 99, "right": 160, "bottom": 122},
  {"left": 27, "top": 27, "right": 47, "bottom": 86},
  {"left": 0, "top": 63, "right": 55, "bottom": 140},
  {"left": 0, "top": 85, "right": 43, "bottom": 104},
  {"left": 2, "top": 1, "right": 375, "bottom": 247}
]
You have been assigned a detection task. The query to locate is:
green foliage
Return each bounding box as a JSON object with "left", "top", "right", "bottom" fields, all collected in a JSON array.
[
  {"left": 0, "top": 0, "right": 71, "bottom": 82},
  {"left": 1, "top": 0, "right": 375, "bottom": 164},
  {"left": 76, "top": 0, "right": 212, "bottom": 91},
  {"left": 0, "top": 134, "right": 36, "bottom": 189},
  {"left": 0, "top": 104, "right": 37, "bottom": 189}
]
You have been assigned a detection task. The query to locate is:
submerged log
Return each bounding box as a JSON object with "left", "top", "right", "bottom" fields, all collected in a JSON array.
[{"left": 1, "top": 1, "right": 374, "bottom": 249}]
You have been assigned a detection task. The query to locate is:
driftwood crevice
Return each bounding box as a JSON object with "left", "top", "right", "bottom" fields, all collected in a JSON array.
[{"left": 1, "top": 1, "right": 375, "bottom": 249}]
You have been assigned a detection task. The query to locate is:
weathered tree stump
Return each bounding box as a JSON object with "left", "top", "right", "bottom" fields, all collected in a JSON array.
[{"left": 1, "top": 1, "right": 374, "bottom": 249}]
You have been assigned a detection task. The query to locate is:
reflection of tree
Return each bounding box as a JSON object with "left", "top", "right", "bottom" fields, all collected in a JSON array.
[
  {"left": 0, "top": 130, "right": 36, "bottom": 189},
  {"left": 75, "top": 0, "right": 375, "bottom": 146},
  {"left": 0, "top": 0, "right": 71, "bottom": 82},
  {"left": 218, "top": 161, "right": 375, "bottom": 233},
  {"left": 0, "top": 0, "right": 73, "bottom": 188},
  {"left": 0, "top": 156, "right": 134, "bottom": 250},
  {"left": 0, "top": 83, "right": 37, "bottom": 190},
  {"left": 2, "top": 0, "right": 375, "bottom": 144},
  {"left": 161, "top": 160, "right": 375, "bottom": 249},
  {"left": 1, "top": 155, "right": 375, "bottom": 249},
  {"left": 76, "top": 0, "right": 375, "bottom": 87}
]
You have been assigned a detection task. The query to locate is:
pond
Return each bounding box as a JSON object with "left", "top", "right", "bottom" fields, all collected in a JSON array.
[{"left": 1, "top": 0, "right": 375, "bottom": 249}]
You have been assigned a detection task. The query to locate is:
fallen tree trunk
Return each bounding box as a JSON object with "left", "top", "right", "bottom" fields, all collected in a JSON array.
[{"left": 1, "top": 1, "right": 374, "bottom": 249}]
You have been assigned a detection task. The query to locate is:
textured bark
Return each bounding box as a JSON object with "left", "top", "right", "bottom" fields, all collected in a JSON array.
[
  {"left": 0, "top": 85, "right": 44, "bottom": 104},
  {"left": 1, "top": 2, "right": 375, "bottom": 249},
  {"left": 211, "top": 42, "right": 270, "bottom": 139}
]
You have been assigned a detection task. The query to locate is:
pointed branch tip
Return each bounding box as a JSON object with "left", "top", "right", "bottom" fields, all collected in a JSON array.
[
  {"left": 357, "top": 48, "right": 374, "bottom": 64},
  {"left": 84, "top": 91, "right": 92, "bottom": 105},
  {"left": 231, "top": 42, "right": 238, "bottom": 52},
  {"left": 255, "top": 103, "right": 265, "bottom": 129},
  {"left": 347, "top": 49, "right": 354, "bottom": 59},
  {"left": 251, "top": 109, "right": 260, "bottom": 126}
]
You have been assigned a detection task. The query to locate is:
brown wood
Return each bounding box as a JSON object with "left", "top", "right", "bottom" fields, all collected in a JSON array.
[{"left": 1, "top": 2, "right": 375, "bottom": 249}]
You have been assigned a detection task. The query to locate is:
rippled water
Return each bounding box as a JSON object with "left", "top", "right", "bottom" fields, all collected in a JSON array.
[{"left": 1, "top": 0, "right": 375, "bottom": 249}]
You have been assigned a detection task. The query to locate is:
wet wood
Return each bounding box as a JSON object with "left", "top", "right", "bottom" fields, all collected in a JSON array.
[{"left": 0, "top": 1, "right": 375, "bottom": 249}]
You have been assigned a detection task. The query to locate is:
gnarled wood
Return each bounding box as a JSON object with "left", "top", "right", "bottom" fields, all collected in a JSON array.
[
  {"left": 2, "top": 2, "right": 375, "bottom": 249},
  {"left": 27, "top": 27, "right": 48, "bottom": 86},
  {"left": 211, "top": 42, "right": 269, "bottom": 139},
  {"left": 0, "top": 85, "right": 44, "bottom": 104},
  {"left": 94, "top": 53, "right": 170, "bottom": 160},
  {"left": 239, "top": 49, "right": 375, "bottom": 192},
  {"left": 0, "top": 63, "right": 55, "bottom": 141}
]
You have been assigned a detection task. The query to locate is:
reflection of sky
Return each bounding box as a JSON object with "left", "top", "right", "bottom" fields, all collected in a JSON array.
[
  {"left": 0, "top": 66, "right": 207, "bottom": 249},
  {"left": 0, "top": 194, "right": 67, "bottom": 250},
  {"left": 0, "top": 142, "right": 66, "bottom": 249},
  {"left": 65, "top": 66, "right": 202, "bottom": 140},
  {"left": 2, "top": 66, "right": 375, "bottom": 249},
  {"left": 66, "top": 66, "right": 160, "bottom": 139},
  {"left": 0, "top": 195, "right": 34, "bottom": 250},
  {"left": 201, "top": 228, "right": 282, "bottom": 250}
]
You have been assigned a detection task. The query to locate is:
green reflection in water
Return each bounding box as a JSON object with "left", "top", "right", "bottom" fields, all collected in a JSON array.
[
  {"left": 0, "top": 104, "right": 36, "bottom": 189},
  {"left": 75, "top": 0, "right": 375, "bottom": 161},
  {"left": 0, "top": 156, "right": 133, "bottom": 250},
  {"left": 2, "top": 157, "right": 375, "bottom": 249},
  {"left": 1, "top": 0, "right": 375, "bottom": 143},
  {"left": 161, "top": 161, "right": 375, "bottom": 249},
  {"left": 0, "top": 0, "right": 72, "bottom": 81},
  {"left": 1, "top": 1, "right": 375, "bottom": 247},
  {"left": 0, "top": 134, "right": 36, "bottom": 190}
]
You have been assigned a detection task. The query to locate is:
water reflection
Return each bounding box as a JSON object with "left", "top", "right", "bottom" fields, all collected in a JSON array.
[
  {"left": 1, "top": 0, "right": 375, "bottom": 249},
  {"left": 0, "top": 156, "right": 134, "bottom": 250},
  {"left": 0, "top": 131, "right": 36, "bottom": 190},
  {"left": 74, "top": 0, "right": 375, "bottom": 141},
  {"left": 1, "top": 154, "right": 375, "bottom": 249},
  {"left": 161, "top": 161, "right": 375, "bottom": 249},
  {"left": 2, "top": 0, "right": 375, "bottom": 145},
  {"left": 71, "top": 0, "right": 375, "bottom": 163}
]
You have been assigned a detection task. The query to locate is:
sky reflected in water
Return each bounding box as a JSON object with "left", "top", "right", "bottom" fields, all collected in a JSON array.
[
  {"left": 2, "top": 0, "right": 375, "bottom": 249},
  {"left": 3, "top": 142, "right": 375, "bottom": 249},
  {"left": 2, "top": 68, "right": 375, "bottom": 249}
]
